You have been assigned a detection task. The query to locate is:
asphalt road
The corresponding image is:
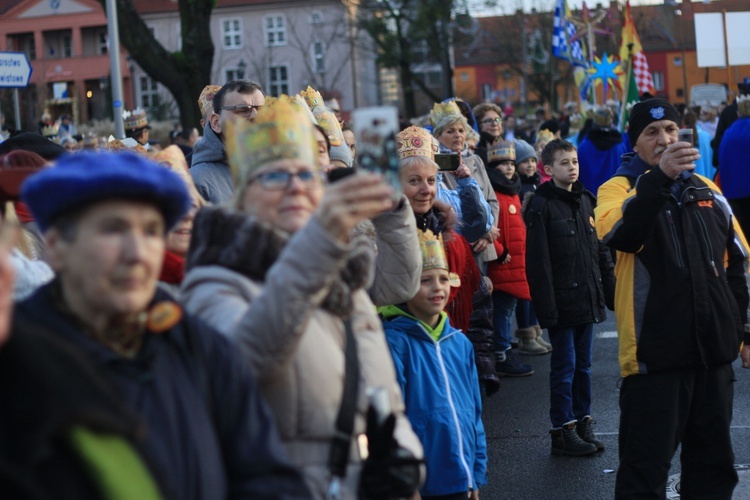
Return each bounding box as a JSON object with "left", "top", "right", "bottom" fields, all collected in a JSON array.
[{"left": 479, "top": 313, "right": 750, "bottom": 500}]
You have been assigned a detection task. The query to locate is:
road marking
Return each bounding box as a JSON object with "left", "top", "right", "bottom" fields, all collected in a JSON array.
[{"left": 596, "top": 331, "right": 618, "bottom": 339}]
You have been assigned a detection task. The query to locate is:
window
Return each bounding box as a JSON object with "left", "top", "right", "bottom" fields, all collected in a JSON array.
[
  {"left": 225, "top": 67, "right": 245, "bottom": 82},
  {"left": 63, "top": 34, "right": 72, "bottom": 57},
  {"left": 222, "top": 18, "right": 242, "bottom": 49},
  {"left": 98, "top": 32, "right": 108, "bottom": 54},
  {"left": 310, "top": 11, "right": 323, "bottom": 24},
  {"left": 264, "top": 15, "right": 286, "bottom": 47},
  {"left": 312, "top": 42, "right": 325, "bottom": 74},
  {"left": 268, "top": 65, "right": 289, "bottom": 96},
  {"left": 653, "top": 71, "right": 664, "bottom": 91},
  {"left": 140, "top": 76, "right": 160, "bottom": 110},
  {"left": 673, "top": 56, "right": 682, "bottom": 67}
]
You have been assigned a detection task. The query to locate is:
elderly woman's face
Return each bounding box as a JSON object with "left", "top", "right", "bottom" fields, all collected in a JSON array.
[
  {"left": 399, "top": 159, "right": 438, "bottom": 216},
  {"left": 240, "top": 159, "right": 325, "bottom": 234},
  {"left": 437, "top": 121, "right": 466, "bottom": 153}
]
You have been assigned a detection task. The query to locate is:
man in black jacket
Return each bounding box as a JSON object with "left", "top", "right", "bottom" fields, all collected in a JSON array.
[
  {"left": 596, "top": 98, "right": 750, "bottom": 499},
  {"left": 16, "top": 152, "right": 310, "bottom": 499},
  {"left": 524, "top": 139, "right": 615, "bottom": 458}
]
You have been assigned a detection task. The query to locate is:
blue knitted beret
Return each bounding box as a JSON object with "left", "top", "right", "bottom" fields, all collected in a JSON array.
[{"left": 21, "top": 151, "right": 192, "bottom": 232}]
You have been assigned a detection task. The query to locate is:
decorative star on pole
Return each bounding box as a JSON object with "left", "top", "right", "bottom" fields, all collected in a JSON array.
[{"left": 586, "top": 52, "right": 624, "bottom": 102}]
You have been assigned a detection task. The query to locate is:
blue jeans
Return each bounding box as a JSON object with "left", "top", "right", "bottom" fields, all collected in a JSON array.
[
  {"left": 515, "top": 299, "right": 538, "bottom": 328},
  {"left": 548, "top": 323, "right": 594, "bottom": 427},
  {"left": 492, "top": 291, "right": 516, "bottom": 352}
]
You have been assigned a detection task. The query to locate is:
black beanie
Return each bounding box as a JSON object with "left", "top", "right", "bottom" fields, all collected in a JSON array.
[
  {"left": 627, "top": 98, "right": 679, "bottom": 146},
  {"left": 0, "top": 132, "right": 66, "bottom": 160}
]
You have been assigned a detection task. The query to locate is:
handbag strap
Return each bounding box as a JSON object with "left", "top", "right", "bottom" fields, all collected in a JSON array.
[{"left": 328, "top": 318, "right": 360, "bottom": 482}]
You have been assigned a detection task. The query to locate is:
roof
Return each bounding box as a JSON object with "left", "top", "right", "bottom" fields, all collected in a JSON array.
[{"left": 131, "top": 0, "right": 336, "bottom": 15}]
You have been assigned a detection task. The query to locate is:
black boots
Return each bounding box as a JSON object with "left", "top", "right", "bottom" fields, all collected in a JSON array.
[
  {"left": 576, "top": 416, "right": 604, "bottom": 451},
  {"left": 550, "top": 422, "right": 598, "bottom": 456}
]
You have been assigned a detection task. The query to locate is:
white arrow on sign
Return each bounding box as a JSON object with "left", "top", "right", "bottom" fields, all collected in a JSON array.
[{"left": 0, "top": 51, "right": 32, "bottom": 88}]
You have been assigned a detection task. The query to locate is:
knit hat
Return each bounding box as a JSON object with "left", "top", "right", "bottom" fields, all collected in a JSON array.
[
  {"left": 514, "top": 139, "right": 536, "bottom": 165},
  {"left": 21, "top": 151, "right": 191, "bottom": 232},
  {"left": 627, "top": 98, "right": 679, "bottom": 146}
]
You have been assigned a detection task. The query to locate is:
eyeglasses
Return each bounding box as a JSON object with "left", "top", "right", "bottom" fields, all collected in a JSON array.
[
  {"left": 220, "top": 104, "right": 263, "bottom": 117},
  {"left": 248, "top": 170, "right": 324, "bottom": 190},
  {"left": 480, "top": 118, "right": 503, "bottom": 125}
]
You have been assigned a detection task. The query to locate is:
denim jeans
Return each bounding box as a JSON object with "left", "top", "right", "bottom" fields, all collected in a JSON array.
[
  {"left": 514, "top": 299, "right": 538, "bottom": 329},
  {"left": 548, "top": 323, "right": 593, "bottom": 427},
  {"left": 492, "top": 291, "right": 517, "bottom": 352}
]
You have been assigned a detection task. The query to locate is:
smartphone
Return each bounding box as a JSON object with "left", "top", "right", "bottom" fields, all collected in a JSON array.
[
  {"left": 352, "top": 106, "right": 402, "bottom": 195},
  {"left": 327, "top": 167, "right": 355, "bottom": 183},
  {"left": 678, "top": 128, "right": 693, "bottom": 147},
  {"left": 434, "top": 153, "right": 460, "bottom": 171}
]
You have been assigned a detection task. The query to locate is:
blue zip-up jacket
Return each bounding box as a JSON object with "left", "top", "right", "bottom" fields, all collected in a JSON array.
[{"left": 380, "top": 306, "right": 487, "bottom": 496}]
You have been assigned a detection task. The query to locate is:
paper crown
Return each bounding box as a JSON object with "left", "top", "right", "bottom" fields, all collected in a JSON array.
[
  {"left": 152, "top": 145, "right": 189, "bottom": 172},
  {"left": 225, "top": 95, "right": 319, "bottom": 189},
  {"left": 397, "top": 126, "right": 435, "bottom": 161},
  {"left": 313, "top": 107, "right": 344, "bottom": 147},
  {"left": 122, "top": 108, "right": 149, "bottom": 130},
  {"left": 106, "top": 137, "right": 148, "bottom": 155},
  {"left": 198, "top": 84, "right": 222, "bottom": 117},
  {"left": 738, "top": 94, "right": 750, "bottom": 117},
  {"left": 41, "top": 125, "right": 58, "bottom": 138},
  {"left": 299, "top": 86, "right": 325, "bottom": 109},
  {"left": 429, "top": 101, "right": 462, "bottom": 128},
  {"left": 535, "top": 129, "right": 555, "bottom": 146},
  {"left": 418, "top": 229, "right": 461, "bottom": 287},
  {"left": 488, "top": 141, "right": 516, "bottom": 163}
]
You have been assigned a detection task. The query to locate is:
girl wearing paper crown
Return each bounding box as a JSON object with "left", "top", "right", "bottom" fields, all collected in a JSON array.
[
  {"left": 396, "top": 125, "right": 501, "bottom": 396},
  {"left": 180, "top": 95, "right": 423, "bottom": 499}
]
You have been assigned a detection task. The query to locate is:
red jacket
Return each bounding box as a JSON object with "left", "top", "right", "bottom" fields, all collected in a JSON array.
[{"left": 487, "top": 189, "right": 531, "bottom": 300}]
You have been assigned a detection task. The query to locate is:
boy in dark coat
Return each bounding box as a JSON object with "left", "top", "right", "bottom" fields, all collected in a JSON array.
[{"left": 523, "top": 139, "right": 615, "bottom": 457}]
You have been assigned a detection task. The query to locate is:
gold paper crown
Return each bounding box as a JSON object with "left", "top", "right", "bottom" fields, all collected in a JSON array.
[
  {"left": 418, "top": 229, "right": 461, "bottom": 287},
  {"left": 41, "top": 125, "right": 58, "bottom": 138},
  {"left": 152, "top": 145, "right": 189, "bottom": 172},
  {"left": 535, "top": 129, "right": 555, "bottom": 146},
  {"left": 429, "top": 101, "right": 462, "bottom": 128},
  {"left": 299, "top": 86, "right": 324, "bottom": 109},
  {"left": 198, "top": 84, "right": 222, "bottom": 117},
  {"left": 122, "top": 108, "right": 149, "bottom": 130},
  {"left": 313, "top": 107, "right": 344, "bottom": 146},
  {"left": 225, "top": 95, "right": 319, "bottom": 189},
  {"left": 738, "top": 94, "right": 750, "bottom": 117},
  {"left": 488, "top": 141, "right": 515, "bottom": 163},
  {"left": 397, "top": 126, "right": 434, "bottom": 161}
]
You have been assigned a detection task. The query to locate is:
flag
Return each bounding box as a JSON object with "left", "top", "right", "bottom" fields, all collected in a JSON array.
[
  {"left": 619, "top": 0, "right": 655, "bottom": 95},
  {"left": 620, "top": 58, "right": 640, "bottom": 131},
  {"left": 552, "top": 0, "right": 587, "bottom": 67}
]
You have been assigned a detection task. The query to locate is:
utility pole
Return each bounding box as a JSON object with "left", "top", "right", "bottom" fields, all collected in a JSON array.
[{"left": 105, "top": 0, "right": 125, "bottom": 138}]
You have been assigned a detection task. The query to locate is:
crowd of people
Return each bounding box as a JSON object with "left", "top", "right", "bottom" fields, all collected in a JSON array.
[{"left": 0, "top": 77, "right": 748, "bottom": 500}]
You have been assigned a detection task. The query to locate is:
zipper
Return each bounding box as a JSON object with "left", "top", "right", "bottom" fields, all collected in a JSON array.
[
  {"left": 692, "top": 210, "right": 720, "bottom": 277},
  {"left": 665, "top": 209, "right": 685, "bottom": 268},
  {"left": 435, "top": 340, "right": 474, "bottom": 489}
]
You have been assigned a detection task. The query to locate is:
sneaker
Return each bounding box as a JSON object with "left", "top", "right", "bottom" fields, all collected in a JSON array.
[
  {"left": 550, "top": 422, "right": 598, "bottom": 456},
  {"left": 576, "top": 416, "right": 604, "bottom": 451},
  {"left": 495, "top": 349, "right": 534, "bottom": 377}
]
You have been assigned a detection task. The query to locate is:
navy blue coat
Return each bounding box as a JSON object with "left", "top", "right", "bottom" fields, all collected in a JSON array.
[{"left": 15, "top": 282, "right": 310, "bottom": 500}]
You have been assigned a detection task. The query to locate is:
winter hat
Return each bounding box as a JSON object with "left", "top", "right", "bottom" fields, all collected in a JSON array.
[
  {"left": 0, "top": 132, "right": 66, "bottom": 160},
  {"left": 21, "top": 151, "right": 191, "bottom": 232},
  {"left": 514, "top": 140, "right": 537, "bottom": 165},
  {"left": 627, "top": 98, "right": 679, "bottom": 146}
]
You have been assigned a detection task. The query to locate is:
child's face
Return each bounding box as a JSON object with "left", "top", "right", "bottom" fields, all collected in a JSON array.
[
  {"left": 495, "top": 160, "right": 516, "bottom": 180},
  {"left": 407, "top": 268, "right": 451, "bottom": 325},
  {"left": 517, "top": 158, "right": 537, "bottom": 176},
  {"left": 544, "top": 149, "right": 579, "bottom": 189}
]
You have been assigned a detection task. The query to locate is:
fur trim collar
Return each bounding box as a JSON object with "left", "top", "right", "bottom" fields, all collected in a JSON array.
[{"left": 186, "top": 206, "right": 375, "bottom": 317}]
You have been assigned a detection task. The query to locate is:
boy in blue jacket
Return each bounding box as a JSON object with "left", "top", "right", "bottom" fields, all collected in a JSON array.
[{"left": 381, "top": 229, "right": 487, "bottom": 500}]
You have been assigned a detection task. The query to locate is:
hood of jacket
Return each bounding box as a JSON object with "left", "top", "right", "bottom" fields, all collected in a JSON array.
[
  {"left": 186, "top": 206, "right": 375, "bottom": 317},
  {"left": 191, "top": 123, "right": 226, "bottom": 167},
  {"left": 379, "top": 304, "right": 449, "bottom": 341},
  {"left": 613, "top": 151, "right": 650, "bottom": 180},
  {"left": 584, "top": 127, "right": 625, "bottom": 151}
]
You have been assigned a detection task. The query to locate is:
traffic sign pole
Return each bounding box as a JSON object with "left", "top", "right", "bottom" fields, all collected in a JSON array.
[
  {"left": 106, "top": 0, "right": 125, "bottom": 139},
  {"left": 13, "top": 89, "right": 20, "bottom": 130}
]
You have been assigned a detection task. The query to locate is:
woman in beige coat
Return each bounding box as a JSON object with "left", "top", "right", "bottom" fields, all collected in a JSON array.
[{"left": 180, "top": 96, "right": 423, "bottom": 499}]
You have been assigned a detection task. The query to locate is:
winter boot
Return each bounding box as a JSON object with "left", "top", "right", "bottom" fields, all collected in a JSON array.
[
  {"left": 495, "top": 349, "right": 534, "bottom": 377},
  {"left": 533, "top": 325, "right": 553, "bottom": 352},
  {"left": 517, "top": 328, "right": 549, "bottom": 355},
  {"left": 576, "top": 416, "right": 604, "bottom": 451},
  {"left": 550, "top": 422, "right": 598, "bottom": 456}
]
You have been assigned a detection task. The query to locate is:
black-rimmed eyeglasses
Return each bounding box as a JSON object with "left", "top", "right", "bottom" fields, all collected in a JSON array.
[
  {"left": 220, "top": 104, "right": 263, "bottom": 117},
  {"left": 248, "top": 170, "right": 324, "bottom": 190}
]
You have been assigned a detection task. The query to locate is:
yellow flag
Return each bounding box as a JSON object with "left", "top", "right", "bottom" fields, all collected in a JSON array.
[{"left": 619, "top": 1, "right": 643, "bottom": 62}]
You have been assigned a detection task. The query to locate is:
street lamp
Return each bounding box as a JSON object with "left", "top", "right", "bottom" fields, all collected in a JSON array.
[
  {"left": 237, "top": 59, "right": 246, "bottom": 79},
  {"left": 674, "top": 9, "right": 689, "bottom": 105}
]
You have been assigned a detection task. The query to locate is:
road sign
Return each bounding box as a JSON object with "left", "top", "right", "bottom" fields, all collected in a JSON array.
[{"left": 0, "top": 51, "right": 32, "bottom": 88}]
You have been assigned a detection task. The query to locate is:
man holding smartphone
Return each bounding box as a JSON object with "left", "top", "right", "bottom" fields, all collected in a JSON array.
[{"left": 595, "top": 98, "right": 750, "bottom": 499}]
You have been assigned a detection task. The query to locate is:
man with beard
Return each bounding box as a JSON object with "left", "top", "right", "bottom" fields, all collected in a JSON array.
[{"left": 596, "top": 98, "right": 750, "bottom": 499}]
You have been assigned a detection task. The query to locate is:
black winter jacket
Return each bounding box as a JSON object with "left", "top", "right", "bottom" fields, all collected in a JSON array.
[{"left": 523, "top": 181, "right": 615, "bottom": 329}]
